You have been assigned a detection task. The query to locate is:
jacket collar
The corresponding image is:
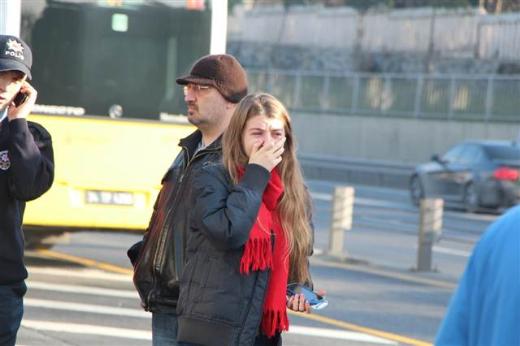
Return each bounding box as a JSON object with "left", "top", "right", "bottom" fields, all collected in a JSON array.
[
  {"left": 0, "top": 118, "right": 9, "bottom": 145},
  {"left": 179, "top": 130, "right": 222, "bottom": 160}
]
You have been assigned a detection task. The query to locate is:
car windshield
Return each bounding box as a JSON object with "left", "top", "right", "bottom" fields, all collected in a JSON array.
[{"left": 483, "top": 145, "right": 520, "bottom": 160}]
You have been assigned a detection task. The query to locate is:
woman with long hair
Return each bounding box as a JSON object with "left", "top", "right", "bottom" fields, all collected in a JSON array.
[{"left": 176, "top": 93, "right": 317, "bottom": 346}]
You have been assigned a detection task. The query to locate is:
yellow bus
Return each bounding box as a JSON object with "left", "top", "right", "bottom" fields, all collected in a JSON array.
[
  {"left": 23, "top": 115, "right": 194, "bottom": 247},
  {"left": 17, "top": 0, "right": 223, "bottom": 247}
]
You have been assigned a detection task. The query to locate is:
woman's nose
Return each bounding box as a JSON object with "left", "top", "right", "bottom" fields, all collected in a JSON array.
[{"left": 263, "top": 134, "right": 274, "bottom": 145}]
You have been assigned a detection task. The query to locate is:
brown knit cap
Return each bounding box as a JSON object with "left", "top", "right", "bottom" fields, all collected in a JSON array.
[{"left": 176, "top": 54, "right": 248, "bottom": 103}]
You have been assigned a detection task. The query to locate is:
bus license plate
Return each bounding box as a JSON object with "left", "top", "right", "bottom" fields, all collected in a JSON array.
[{"left": 85, "top": 190, "right": 134, "bottom": 206}]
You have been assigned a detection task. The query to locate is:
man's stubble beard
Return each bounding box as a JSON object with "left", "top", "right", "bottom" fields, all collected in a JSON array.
[{"left": 187, "top": 107, "right": 220, "bottom": 130}]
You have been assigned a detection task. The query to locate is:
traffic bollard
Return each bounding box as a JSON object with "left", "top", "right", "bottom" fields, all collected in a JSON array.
[
  {"left": 416, "top": 198, "right": 443, "bottom": 271},
  {"left": 328, "top": 186, "right": 355, "bottom": 258}
]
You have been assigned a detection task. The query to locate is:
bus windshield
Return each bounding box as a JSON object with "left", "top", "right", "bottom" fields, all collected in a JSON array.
[{"left": 22, "top": 0, "right": 211, "bottom": 120}]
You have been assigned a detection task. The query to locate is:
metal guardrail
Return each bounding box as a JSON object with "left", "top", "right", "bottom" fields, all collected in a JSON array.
[
  {"left": 299, "top": 154, "right": 415, "bottom": 189},
  {"left": 249, "top": 69, "right": 520, "bottom": 122}
]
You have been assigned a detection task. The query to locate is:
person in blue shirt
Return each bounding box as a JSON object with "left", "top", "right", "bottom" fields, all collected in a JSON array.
[{"left": 435, "top": 205, "right": 520, "bottom": 346}]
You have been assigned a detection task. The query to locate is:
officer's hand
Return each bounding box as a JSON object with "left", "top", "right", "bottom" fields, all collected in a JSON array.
[{"left": 8, "top": 81, "right": 37, "bottom": 121}]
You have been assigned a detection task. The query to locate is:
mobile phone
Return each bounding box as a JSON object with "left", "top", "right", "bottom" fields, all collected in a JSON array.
[
  {"left": 13, "top": 92, "right": 28, "bottom": 107},
  {"left": 286, "top": 283, "right": 328, "bottom": 310}
]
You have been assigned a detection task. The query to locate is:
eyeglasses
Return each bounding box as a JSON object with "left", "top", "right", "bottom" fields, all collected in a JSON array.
[{"left": 183, "top": 84, "right": 211, "bottom": 96}]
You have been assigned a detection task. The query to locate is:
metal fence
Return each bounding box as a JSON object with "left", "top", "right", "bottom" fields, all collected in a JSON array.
[{"left": 247, "top": 69, "right": 520, "bottom": 122}]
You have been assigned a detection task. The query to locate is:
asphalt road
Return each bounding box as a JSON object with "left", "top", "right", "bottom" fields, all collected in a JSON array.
[
  {"left": 18, "top": 253, "right": 412, "bottom": 346},
  {"left": 17, "top": 181, "right": 500, "bottom": 346}
]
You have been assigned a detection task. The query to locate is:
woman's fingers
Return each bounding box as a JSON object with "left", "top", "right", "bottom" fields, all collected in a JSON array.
[
  {"left": 304, "top": 301, "right": 311, "bottom": 313},
  {"left": 298, "top": 293, "right": 305, "bottom": 311},
  {"left": 248, "top": 137, "right": 285, "bottom": 171},
  {"left": 250, "top": 140, "right": 264, "bottom": 156},
  {"left": 286, "top": 294, "right": 311, "bottom": 314}
]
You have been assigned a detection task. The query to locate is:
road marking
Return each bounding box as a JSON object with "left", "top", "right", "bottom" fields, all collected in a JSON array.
[
  {"left": 35, "top": 249, "right": 134, "bottom": 275},
  {"left": 313, "top": 248, "right": 324, "bottom": 255},
  {"left": 28, "top": 266, "right": 132, "bottom": 282},
  {"left": 433, "top": 246, "right": 470, "bottom": 258},
  {"left": 27, "top": 281, "right": 138, "bottom": 298},
  {"left": 288, "top": 325, "right": 397, "bottom": 345},
  {"left": 288, "top": 311, "right": 431, "bottom": 346},
  {"left": 35, "top": 249, "right": 433, "bottom": 346},
  {"left": 21, "top": 319, "right": 397, "bottom": 344},
  {"left": 22, "top": 320, "right": 152, "bottom": 341},
  {"left": 23, "top": 297, "right": 417, "bottom": 345},
  {"left": 25, "top": 298, "right": 148, "bottom": 318},
  {"left": 444, "top": 210, "right": 497, "bottom": 222},
  {"left": 311, "top": 192, "right": 332, "bottom": 201}
]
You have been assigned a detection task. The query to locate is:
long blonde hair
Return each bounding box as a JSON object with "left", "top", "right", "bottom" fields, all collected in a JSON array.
[{"left": 222, "top": 93, "right": 312, "bottom": 284}]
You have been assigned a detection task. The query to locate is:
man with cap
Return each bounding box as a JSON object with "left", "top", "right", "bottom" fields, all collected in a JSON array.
[
  {"left": 0, "top": 35, "right": 54, "bottom": 345},
  {"left": 129, "top": 54, "right": 248, "bottom": 345}
]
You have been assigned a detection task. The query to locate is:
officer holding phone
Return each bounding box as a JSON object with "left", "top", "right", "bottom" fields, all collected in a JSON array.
[{"left": 0, "top": 34, "right": 54, "bottom": 346}]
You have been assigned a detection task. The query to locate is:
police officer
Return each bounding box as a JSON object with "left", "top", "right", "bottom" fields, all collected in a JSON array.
[{"left": 0, "top": 34, "right": 54, "bottom": 346}]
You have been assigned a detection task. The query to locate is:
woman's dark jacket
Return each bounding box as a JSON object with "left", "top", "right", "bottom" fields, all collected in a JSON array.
[{"left": 176, "top": 163, "right": 274, "bottom": 346}]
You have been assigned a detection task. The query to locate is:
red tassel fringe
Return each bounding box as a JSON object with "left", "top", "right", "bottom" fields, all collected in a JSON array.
[
  {"left": 240, "top": 238, "right": 273, "bottom": 274},
  {"left": 261, "top": 309, "right": 289, "bottom": 338}
]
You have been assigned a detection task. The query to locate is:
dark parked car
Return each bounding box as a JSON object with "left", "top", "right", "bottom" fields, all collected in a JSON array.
[{"left": 410, "top": 140, "right": 520, "bottom": 212}]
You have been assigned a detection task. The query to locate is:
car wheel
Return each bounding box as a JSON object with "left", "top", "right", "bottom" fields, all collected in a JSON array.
[
  {"left": 463, "top": 183, "right": 480, "bottom": 213},
  {"left": 409, "top": 175, "right": 424, "bottom": 206}
]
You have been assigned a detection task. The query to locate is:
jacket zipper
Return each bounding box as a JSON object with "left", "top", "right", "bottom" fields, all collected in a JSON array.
[
  {"left": 144, "top": 146, "right": 188, "bottom": 309},
  {"left": 152, "top": 146, "right": 189, "bottom": 275}
]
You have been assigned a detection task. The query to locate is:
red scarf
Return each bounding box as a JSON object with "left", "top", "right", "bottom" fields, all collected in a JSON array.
[{"left": 238, "top": 167, "right": 289, "bottom": 338}]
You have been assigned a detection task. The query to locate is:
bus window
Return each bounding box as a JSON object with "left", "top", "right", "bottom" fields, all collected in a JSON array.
[{"left": 23, "top": 0, "right": 211, "bottom": 119}]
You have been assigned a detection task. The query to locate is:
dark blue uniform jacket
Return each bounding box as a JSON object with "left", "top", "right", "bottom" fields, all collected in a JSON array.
[{"left": 0, "top": 118, "right": 54, "bottom": 285}]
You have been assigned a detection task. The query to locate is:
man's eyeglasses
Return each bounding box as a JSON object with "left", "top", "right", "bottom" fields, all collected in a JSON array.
[{"left": 183, "top": 84, "right": 211, "bottom": 96}]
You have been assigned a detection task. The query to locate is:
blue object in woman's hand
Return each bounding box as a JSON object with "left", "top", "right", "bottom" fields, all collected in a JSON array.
[{"left": 286, "top": 283, "right": 328, "bottom": 310}]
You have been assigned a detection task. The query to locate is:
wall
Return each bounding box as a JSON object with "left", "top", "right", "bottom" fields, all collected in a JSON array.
[
  {"left": 229, "top": 5, "right": 520, "bottom": 73},
  {"left": 292, "top": 112, "right": 520, "bottom": 163},
  {"left": 229, "top": 6, "right": 481, "bottom": 56}
]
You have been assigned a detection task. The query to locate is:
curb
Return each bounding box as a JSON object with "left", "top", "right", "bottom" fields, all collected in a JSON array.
[{"left": 311, "top": 254, "right": 457, "bottom": 291}]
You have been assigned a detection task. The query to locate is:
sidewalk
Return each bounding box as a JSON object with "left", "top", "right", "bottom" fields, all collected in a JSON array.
[{"left": 312, "top": 224, "right": 471, "bottom": 290}]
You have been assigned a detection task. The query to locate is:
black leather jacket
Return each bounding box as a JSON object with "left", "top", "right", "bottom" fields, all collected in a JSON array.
[{"left": 129, "top": 130, "right": 222, "bottom": 312}]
